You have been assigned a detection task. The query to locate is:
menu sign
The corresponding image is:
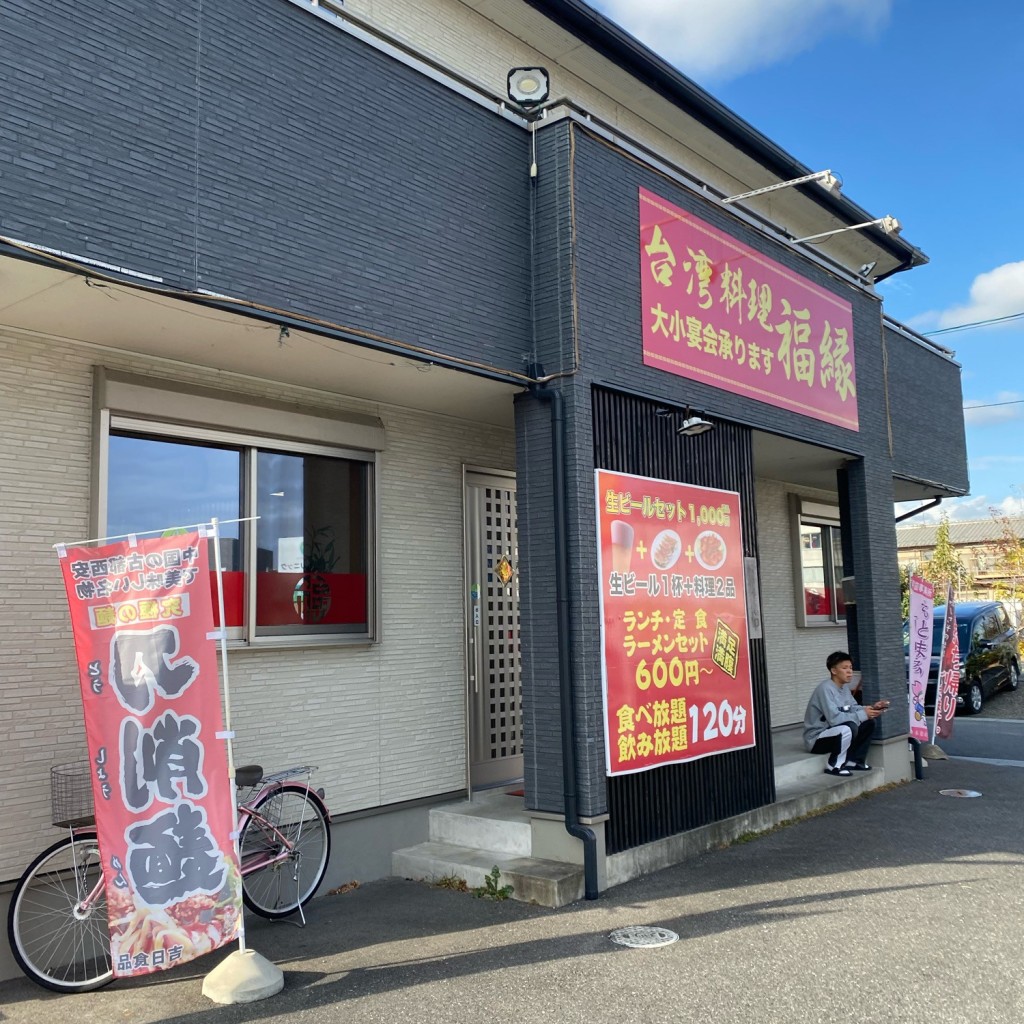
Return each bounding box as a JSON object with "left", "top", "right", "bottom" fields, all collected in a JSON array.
[
  {"left": 639, "top": 187, "right": 858, "bottom": 430},
  {"left": 596, "top": 470, "right": 756, "bottom": 775}
]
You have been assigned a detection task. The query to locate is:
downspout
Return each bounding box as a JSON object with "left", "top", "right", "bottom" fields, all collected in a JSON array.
[
  {"left": 895, "top": 497, "right": 942, "bottom": 524},
  {"left": 532, "top": 384, "right": 600, "bottom": 900}
]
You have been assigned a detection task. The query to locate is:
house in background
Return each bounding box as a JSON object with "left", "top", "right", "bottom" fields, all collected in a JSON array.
[
  {"left": 897, "top": 517, "right": 1024, "bottom": 617},
  {"left": 1, "top": 0, "right": 970, "bottom": 978}
]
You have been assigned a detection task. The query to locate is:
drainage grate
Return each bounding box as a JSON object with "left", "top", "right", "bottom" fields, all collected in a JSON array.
[
  {"left": 609, "top": 926, "right": 679, "bottom": 948},
  {"left": 939, "top": 789, "right": 982, "bottom": 798}
]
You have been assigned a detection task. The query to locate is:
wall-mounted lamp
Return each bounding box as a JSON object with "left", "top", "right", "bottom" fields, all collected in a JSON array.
[
  {"left": 677, "top": 410, "right": 714, "bottom": 436},
  {"left": 721, "top": 169, "right": 841, "bottom": 205},
  {"left": 507, "top": 67, "right": 550, "bottom": 108},
  {"left": 794, "top": 215, "right": 901, "bottom": 246}
]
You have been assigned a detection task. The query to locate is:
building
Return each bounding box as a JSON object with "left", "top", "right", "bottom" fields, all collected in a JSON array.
[
  {"left": 897, "top": 517, "right": 1024, "bottom": 613},
  {"left": 1, "top": 0, "right": 969, "bottom": 977}
]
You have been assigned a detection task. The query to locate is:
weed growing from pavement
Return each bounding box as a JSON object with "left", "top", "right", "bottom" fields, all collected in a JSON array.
[
  {"left": 720, "top": 780, "right": 909, "bottom": 849},
  {"left": 432, "top": 874, "right": 469, "bottom": 892},
  {"left": 473, "top": 865, "right": 514, "bottom": 900},
  {"left": 328, "top": 880, "right": 361, "bottom": 895}
]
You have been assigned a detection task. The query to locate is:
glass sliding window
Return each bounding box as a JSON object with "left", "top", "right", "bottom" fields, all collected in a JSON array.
[
  {"left": 106, "top": 426, "right": 375, "bottom": 644},
  {"left": 106, "top": 433, "right": 245, "bottom": 630},
  {"left": 793, "top": 502, "right": 846, "bottom": 626},
  {"left": 799, "top": 522, "right": 831, "bottom": 619},
  {"left": 255, "top": 450, "right": 369, "bottom": 637},
  {"left": 831, "top": 528, "right": 846, "bottom": 619}
]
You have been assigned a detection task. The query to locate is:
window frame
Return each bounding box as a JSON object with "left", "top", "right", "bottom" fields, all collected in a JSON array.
[
  {"left": 790, "top": 495, "right": 847, "bottom": 628},
  {"left": 94, "top": 369, "right": 382, "bottom": 649}
]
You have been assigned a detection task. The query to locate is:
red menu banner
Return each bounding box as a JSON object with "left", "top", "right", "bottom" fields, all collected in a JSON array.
[
  {"left": 58, "top": 531, "right": 241, "bottom": 977},
  {"left": 596, "top": 470, "right": 756, "bottom": 775},
  {"left": 639, "top": 187, "right": 858, "bottom": 430}
]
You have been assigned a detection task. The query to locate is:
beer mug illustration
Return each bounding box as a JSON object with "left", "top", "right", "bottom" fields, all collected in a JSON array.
[{"left": 610, "top": 520, "right": 634, "bottom": 574}]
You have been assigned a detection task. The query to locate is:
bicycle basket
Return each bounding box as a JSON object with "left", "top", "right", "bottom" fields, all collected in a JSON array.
[{"left": 50, "top": 760, "right": 95, "bottom": 828}]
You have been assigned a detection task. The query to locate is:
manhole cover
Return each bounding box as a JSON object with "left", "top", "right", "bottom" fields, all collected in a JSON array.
[
  {"left": 939, "top": 789, "right": 982, "bottom": 798},
  {"left": 609, "top": 926, "right": 679, "bottom": 948}
]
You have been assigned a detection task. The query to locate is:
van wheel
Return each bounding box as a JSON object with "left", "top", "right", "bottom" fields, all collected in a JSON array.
[
  {"left": 964, "top": 681, "right": 984, "bottom": 715},
  {"left": 1009, "top": 663, "right": 1020, "bottom": 691}
]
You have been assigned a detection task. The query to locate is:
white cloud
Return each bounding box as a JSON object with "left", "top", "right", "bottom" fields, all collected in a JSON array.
[
  {"left": 595, "top": 0, "right": 892, "bottom": 82},
  {"left": 963, "top": 391, "right": 1024, "bottom": 426},
  {"left": 969, "top": 453, "right": 1024, "bottom": 471},
  {"left": 911, "top": 261, "right": 1024, "bottom": 332}
]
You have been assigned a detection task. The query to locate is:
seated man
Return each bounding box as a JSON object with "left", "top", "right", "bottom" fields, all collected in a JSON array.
[{"left": 803, "top": 650, "right": 889, "bottom": 776}]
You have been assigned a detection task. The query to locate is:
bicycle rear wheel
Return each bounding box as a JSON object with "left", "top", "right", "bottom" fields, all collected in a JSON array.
[
  {"left": 239, "top": 785, "right": 331, "bottom": 919},
  {"left": 7, "top": 832, "right": 113, "bottom": 993}
]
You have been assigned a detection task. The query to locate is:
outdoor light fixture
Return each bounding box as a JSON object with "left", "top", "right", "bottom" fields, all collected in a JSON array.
[
  {"left": 677, "top": 410, "right": 714, "bottom": 436},
  {"left": 507, "top": 67, "right": 550, "bottom": 108},
  {"left": 721, "top": 170, "right": 841, "bottom": 205},
  {"left": 794, "top": 215, "right": 901, "bottom": 246}
]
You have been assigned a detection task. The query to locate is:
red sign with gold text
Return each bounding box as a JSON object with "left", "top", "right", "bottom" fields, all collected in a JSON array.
[
  {"left": 596, "top": 470, "right": 756, "bottom": 775},
  {"left": 58, "top": 531, "right": 241, "bottom": 977},
  {"left": 639, "top": 187, "right": 858, "bottom": 430}
]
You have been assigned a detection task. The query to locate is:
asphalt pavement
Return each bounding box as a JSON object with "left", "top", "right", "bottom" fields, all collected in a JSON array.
[{"left": 2, "top": 755, "right": 1022, "bottom": 1024}]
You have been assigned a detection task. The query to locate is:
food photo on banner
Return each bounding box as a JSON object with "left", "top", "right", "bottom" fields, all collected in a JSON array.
[
  {"left": 932, "top": 585, "right": 960, "bottom": 743},
  {"left": 595, "top": 469, "right": 756, "bottom": 776},
  {"left": 907, "top": 575, "right": 934, "bottom": 743},
  {"left": 57, "top": 528, "right": 242, "bottom": 978}
]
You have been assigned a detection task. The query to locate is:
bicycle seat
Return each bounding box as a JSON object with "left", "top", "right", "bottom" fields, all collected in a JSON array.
[{"left": 234, "top": 765, "right": 263, "bottom": 788}]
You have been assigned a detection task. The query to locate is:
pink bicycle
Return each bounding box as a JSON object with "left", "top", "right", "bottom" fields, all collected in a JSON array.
[{"left": 7, "top": 762, "right": 331, "bottom": 993}]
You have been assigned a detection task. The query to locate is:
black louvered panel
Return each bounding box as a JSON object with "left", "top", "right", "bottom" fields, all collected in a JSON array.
[{"left": 592, "top": 388, "right": 774, "bottom": 855}]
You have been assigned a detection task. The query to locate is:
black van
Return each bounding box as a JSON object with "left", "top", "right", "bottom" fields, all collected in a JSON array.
[{"left": 904, "top": 600, "right": 1021, "bottom": 715}]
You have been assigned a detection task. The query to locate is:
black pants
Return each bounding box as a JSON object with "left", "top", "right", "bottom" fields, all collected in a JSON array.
[{"left": 810, "top": 718, "right": 875, "bottom": 766}]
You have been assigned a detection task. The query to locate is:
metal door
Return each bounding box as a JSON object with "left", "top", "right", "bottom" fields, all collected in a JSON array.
[{"left": 463, "top": 471, "right": 522, "bottom": 789}]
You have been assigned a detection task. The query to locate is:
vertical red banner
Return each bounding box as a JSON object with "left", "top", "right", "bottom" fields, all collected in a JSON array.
[
  {"left": 596, "top": 470, "right": 756, "bottom": 775},
  {"left": 933, "top": 587, "right": 960, "bottom": 741},
  {"left": 58, "top": 531, "right": 241, "bottom": 977}
]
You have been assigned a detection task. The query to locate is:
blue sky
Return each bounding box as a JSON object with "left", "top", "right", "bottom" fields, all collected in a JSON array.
[{"left": 595, "top": 0, "right": 1024, "bottom": 523}]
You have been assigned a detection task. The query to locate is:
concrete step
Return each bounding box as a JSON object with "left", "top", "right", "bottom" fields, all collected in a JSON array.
[
  {"left": 772, "top": 726, "right": 824, "bottom": 789},
  {"left": 429, "top": 793, "right": 533, "bottom": 856},
  {"left": 392, "top": 840, "right": 585, "bottom": 908}
]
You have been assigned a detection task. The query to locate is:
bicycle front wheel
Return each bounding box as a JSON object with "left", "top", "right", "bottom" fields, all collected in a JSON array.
[
  {"left": 7, "top": 832, "right": 113, "bottom": 993},
  {"left": 239, "top": 785, "right": 331, "bottom": 919}
]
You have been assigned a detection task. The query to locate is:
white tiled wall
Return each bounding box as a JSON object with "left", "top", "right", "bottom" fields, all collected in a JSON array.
[
  {"left": 0, "top": 330, "right": 513, "bottom": 879},
  {"left": 754, "top": 477, "right": 847, "bottom": 727}
]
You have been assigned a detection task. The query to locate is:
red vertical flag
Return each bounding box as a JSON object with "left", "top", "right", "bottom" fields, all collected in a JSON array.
[
  {"left": 933, "top": 586, "right": 960, "bottom": 742},
  {"left": 58, "top": 530, "right": 241, "bottom": 977}
]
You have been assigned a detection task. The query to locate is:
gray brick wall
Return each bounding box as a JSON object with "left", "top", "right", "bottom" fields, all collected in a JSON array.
[
  {"left": 1, "top": 0, "right": 532, "bottom": 370},
  {"left": 886, "top": 326, "right": 969, "bottom": 493},
  {"left": 517, "top": 122, "right": 964, "bottom": 810}
]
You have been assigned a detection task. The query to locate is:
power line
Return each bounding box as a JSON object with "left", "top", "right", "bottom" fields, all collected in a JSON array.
[
  {"left": 924, "top": 310, "right": 1024, "bottom": 336},
  {"left": 964, "top": 398, "right": 1024, "bottom": 410}
]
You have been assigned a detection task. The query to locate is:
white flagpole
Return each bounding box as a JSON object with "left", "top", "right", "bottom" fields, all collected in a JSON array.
[
  {"left": 202, "top": 518, "right": 282, "bottom": 1002},
  {"left": 209, "top": 518, "right": 246, "bottom": 953}
]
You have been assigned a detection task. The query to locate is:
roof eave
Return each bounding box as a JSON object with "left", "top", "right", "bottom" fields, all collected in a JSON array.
[{"left": 526, "top": 0, "right": 927, "bottom": 273}]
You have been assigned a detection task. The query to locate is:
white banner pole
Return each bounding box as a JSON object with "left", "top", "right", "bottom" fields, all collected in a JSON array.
[{"left": 209, "top": 518, "right": 246, "bottom": 953}]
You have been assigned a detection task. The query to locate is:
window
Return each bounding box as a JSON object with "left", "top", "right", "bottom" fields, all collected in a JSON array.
[
  {"left": 791, "top": 497, "right": 846, "bottom": 626},
  {"left": 98, "top": 369, "right": 381, "bottom": 646}
]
